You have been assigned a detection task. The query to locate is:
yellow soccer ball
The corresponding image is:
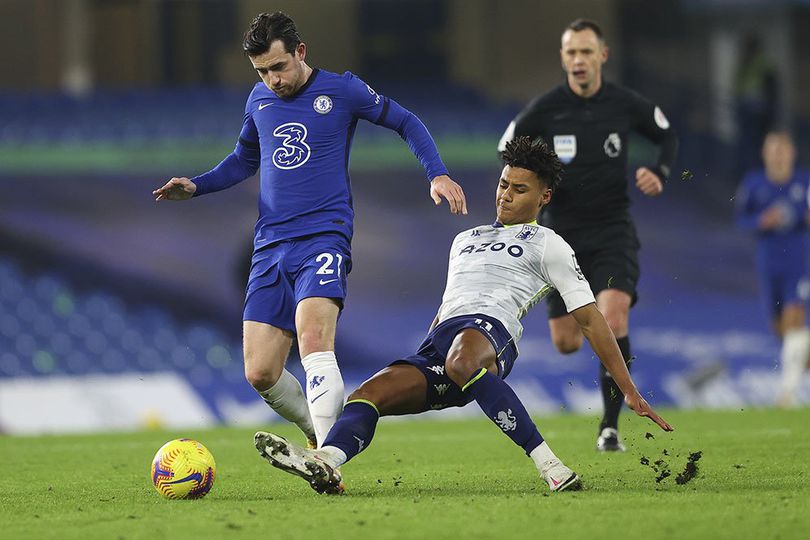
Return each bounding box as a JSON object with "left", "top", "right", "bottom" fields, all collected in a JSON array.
[{"left": 151, "top": 438, "right": 216, "bottom": 499}]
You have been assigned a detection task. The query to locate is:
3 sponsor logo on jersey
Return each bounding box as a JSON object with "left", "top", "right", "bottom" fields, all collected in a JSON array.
[
  {"left": 603, "top": 132, "right": 621, "bottom": 158},
  {"left": 313, "top": 95, "right": 333, "bottom": 114},
  {"left": 553, "top": 135, "right": 576, "bottom": 164},
  {"left": 272, "top": 122, "right": 311, "bottom": 169}
]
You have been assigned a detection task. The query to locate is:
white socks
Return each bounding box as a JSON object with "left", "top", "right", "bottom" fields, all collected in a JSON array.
[
  {"left": 529, "top": 441, "right": 559, "bottom": 470},
  {"left": 781, "top": 327, "right": 810, "bottom": 403},
  {"left": 318, "top": 445, "right": 348, "bottom": 469},
  {"left": 258, "top": 369, "right": 316, "bottom": 444},
  {"left": 301, "top": 351, "right": 345, "bottom": 447}
]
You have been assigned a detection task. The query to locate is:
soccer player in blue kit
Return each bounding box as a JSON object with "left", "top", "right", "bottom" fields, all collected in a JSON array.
[
  {"left": 153, "top": 12, "right": 467, "bottom": 447},
  {"left": 254, "top": 137, "right": 673, "bottom": 495},
  {"left": 737, "top": 131, "right": 810, "bottom": 407}
]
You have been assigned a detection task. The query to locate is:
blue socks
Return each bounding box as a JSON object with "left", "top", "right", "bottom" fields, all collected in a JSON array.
[
  {"left": 321, "top": 400, "right": 379, "bottom": 463},
  {"left": 321, "top": 370, "right": 544, "bottom": 465},
  {"left": 463, "top": 368, "right": 544, "bottom": 455}
]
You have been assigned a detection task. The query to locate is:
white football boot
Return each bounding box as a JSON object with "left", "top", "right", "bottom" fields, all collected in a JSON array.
[
  {"left": 254, "top": 431, "right": 344, "bottom": 495},
  {"left": 539, "top": 459, "right": 582, "bottom": 492}
]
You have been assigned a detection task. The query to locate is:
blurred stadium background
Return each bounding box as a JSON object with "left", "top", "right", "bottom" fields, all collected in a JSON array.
[{"left": 2, "top": 0, "right": 809, "bottom": 434}]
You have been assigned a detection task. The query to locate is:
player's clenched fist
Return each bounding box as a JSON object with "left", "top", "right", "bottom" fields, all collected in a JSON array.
[
  {"left": 635, "top": 167, "right": 664, "bottom": 196},
  {"left": 153, "top": 177, "right": 197, "bottom": 201}
]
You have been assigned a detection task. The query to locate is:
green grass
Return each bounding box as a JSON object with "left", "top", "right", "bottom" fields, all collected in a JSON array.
[{"left": 2, "top": 408, "right": 809, "bottom": 539}]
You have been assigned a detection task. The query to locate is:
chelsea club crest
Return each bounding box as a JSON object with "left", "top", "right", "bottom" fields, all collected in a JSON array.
[{"left": 313, "top": 95, "right": 333, "bottom": 114}]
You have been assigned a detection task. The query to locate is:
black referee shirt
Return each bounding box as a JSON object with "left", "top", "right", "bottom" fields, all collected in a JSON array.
[{"left": 499, "top": 81, "right": 678, "bottom": 232}]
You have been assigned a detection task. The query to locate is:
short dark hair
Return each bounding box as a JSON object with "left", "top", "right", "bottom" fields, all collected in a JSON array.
[
  {"left": 243, "top": 12, "right": 301, "bottom": 57},
  {"left": 565, "top": 18, "right": 604, "bottom": 42},
  {"left": 501, "top": 136, "right": 563, "bottom": 192}
]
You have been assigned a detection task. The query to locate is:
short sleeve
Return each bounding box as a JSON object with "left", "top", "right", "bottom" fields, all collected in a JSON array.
[
  {"left": 542, "top": 233, "right": 595, "bottom": 313},
  {"left": 343, "top": 72, "right": 386, "bottom": 123}
]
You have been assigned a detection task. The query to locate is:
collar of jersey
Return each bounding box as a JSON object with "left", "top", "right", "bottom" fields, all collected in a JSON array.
[
  {"left": 493, "top": 220, "right": 537, "bottom": 228},
  {"left": 281, "top": 68, "right": 320, "bottom": 101}
]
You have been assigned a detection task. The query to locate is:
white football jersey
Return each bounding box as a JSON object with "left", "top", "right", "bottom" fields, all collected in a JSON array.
[{"left": 436, "top": 222, "right": 595, "bottom": 345}]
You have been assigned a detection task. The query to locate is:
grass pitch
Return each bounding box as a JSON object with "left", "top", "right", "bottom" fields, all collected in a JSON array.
[{"left": 2, "top": 408, "right": 808, "bottom": 540}]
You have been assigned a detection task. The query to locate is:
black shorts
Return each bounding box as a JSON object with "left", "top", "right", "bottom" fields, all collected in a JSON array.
[
  {"left": 546, "top": 222, "right": 640, "bottom": 319},
  {"left": 390, "top": 314, "right": 517, "bottom": 411}
]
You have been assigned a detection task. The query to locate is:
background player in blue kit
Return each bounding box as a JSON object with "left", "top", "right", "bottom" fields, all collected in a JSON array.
[
  {"left": 737, "top": 131, "right": 810, "bottom": 407},
  {"left": 254, "top": 137, "right": 673, "bottom": 495},
  {"left": 152, "top": 12, "right": 467, "bottom": 448}
]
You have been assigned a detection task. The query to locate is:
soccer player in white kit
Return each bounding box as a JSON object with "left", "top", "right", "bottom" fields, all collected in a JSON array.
[{"left": 254, "top": 136, "right": 673, "bottom": 494}]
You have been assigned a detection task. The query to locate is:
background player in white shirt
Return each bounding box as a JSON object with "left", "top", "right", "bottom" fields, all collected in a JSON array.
[{"left": 254, "top": 136, "right": 673, "bottom": 494}]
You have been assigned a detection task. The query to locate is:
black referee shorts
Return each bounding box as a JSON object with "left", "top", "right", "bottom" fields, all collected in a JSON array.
[{"left": 546, "top": 222, "right": 640, "bottom": 319}]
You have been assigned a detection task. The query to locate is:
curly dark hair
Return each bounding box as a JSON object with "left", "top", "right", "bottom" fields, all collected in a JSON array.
[
  {"left": 243, "top": 12, "right": 301, "bottom": 57},
  {"left": 501, "top": 136, "right": 563, "bottom": 192}
]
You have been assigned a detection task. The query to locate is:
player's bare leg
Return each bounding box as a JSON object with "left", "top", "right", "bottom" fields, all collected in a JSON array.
[
  {"left": 255, "top": 364, "right": 427, "bottom": 493},
  {"left": 295, "top": 297, "right": 343, "bottom": 446},
  {"left": 448, "top": 329, "right": 581, "bottom": 492},
  {"left": 593, "top": 289, "right": 632, "bottom": 452},
  {"left": 776, "top": 304, "right": 810, "bottom": 408},
  {"left": 244, "top": 321, "right": 316, "bottom": 445},
  {"left": 549, "top": 314, "right": 584, "bottom": 354}
]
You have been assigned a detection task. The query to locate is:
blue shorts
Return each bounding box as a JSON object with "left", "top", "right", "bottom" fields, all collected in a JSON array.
[
  {"left": 391, "top": 314, "right": 518, "bottom": 410},
  {"left": 243, "top": 233, "right": 351, "bottom": 333},
  {"left": 759, "top": 266, "right": 810, "bottom": 318}
]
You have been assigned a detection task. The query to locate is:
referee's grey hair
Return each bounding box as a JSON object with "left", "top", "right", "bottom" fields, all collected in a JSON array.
[{"left": 501, "top": 137, "right": 563, "bottom": 192}]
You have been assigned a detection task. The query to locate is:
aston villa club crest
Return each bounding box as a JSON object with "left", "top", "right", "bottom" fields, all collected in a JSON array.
[{"left": 515, "top": 224, "right": 538, "bottom": 241}]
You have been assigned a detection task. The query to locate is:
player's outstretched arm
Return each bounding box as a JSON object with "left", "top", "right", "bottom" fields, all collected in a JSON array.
[
  {"left": 571, "top": 303, "right": 674, "bottom": 432},
  {"left": 430, "top": 175, "right": 468, "bottom": 215},
  {"left": 153, "top": 177, "right": 197, "bottom": 201}
]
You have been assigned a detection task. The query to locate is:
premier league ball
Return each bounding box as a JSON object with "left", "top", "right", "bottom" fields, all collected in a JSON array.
[{"left": 151, "top": 438, "right": 216, "bottom": 499}]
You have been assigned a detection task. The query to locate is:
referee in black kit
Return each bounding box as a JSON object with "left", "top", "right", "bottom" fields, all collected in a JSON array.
[{"left": 498, "top": 19, "right": 678, "bottom": 451}]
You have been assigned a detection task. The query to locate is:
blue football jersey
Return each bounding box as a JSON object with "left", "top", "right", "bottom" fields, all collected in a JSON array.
[
  {"left": 736, "top": 168, "right": 810, "bottom": 266},
  {"left": 220, "top": 68, "right": 444, "bottom": 250}
]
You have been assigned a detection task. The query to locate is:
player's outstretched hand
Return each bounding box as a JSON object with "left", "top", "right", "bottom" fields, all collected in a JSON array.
[
  {"left": 635, "top": 167, "right": 663, "bottom": 197},
  {"left": 430, "top": 175, "right": 468, "bottom": 215},
  {"left": 625, "top": 391, "right": 674, "bottom": 432},
  {"left": 153, "top": 177, "right": 197, "bottom": 201}
]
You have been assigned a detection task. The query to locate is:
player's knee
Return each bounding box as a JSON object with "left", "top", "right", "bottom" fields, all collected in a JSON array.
[
  {"left": 444, "top": 354, "right": 481, "bottom": 387},
  {"left": 603, "top": 314, "right": 628, "bottom": 337},
  {"left": 347, "top": 383, "right": 379, "bottom": 406},
  {"left": 296, "top": 327, "right": 332, "bottom": 357},
  {"left": 553, "top": 334, "right": 583, "bottom": 354},
  {"left": 243, "top": 355, "right": 283, "bottom": 390}
]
